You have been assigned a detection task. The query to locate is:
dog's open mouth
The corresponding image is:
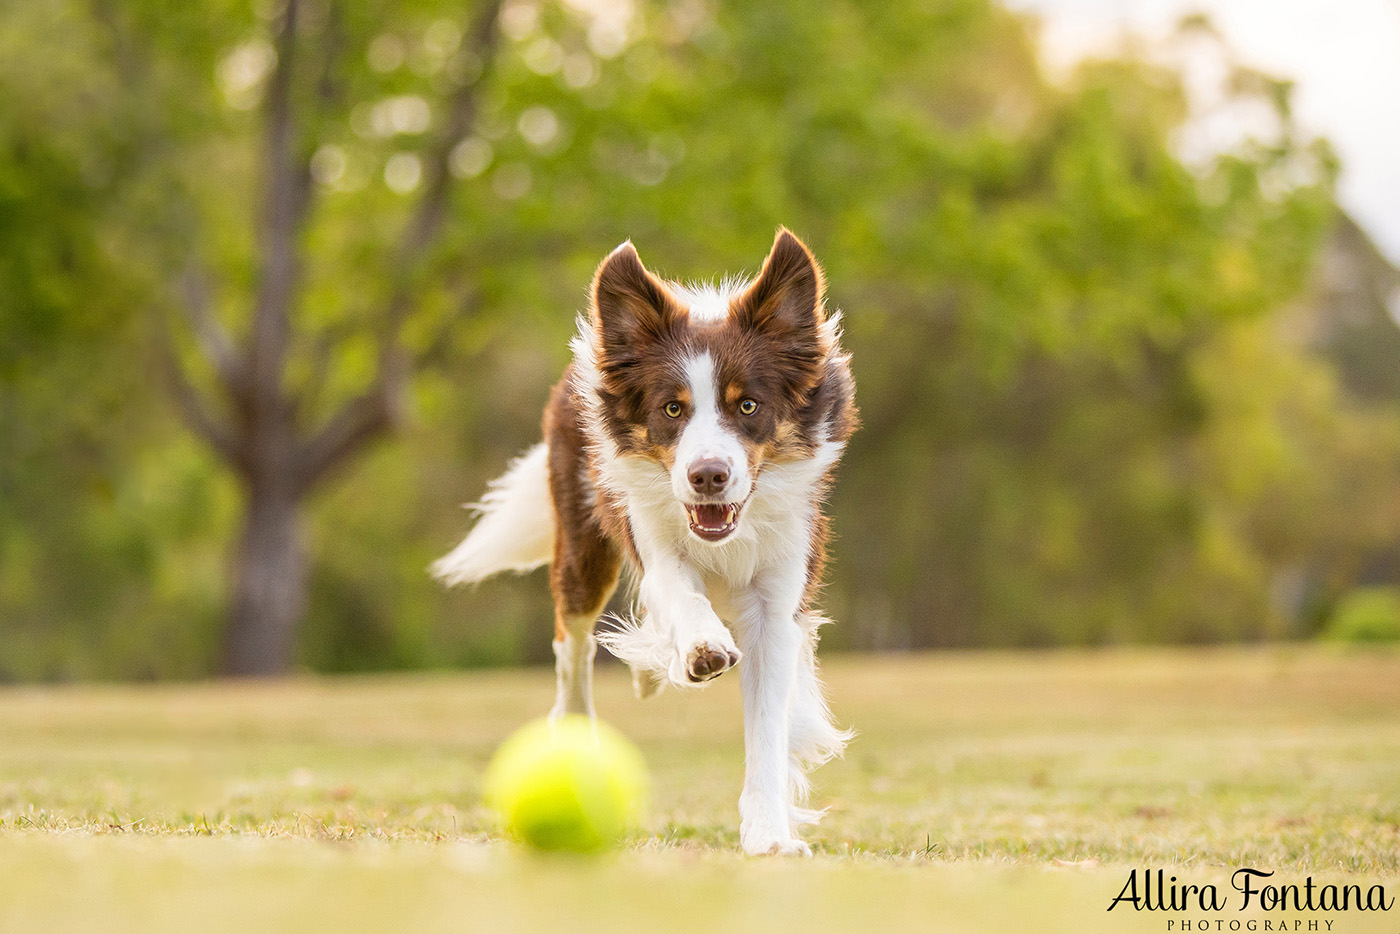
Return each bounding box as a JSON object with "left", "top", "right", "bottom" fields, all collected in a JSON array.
[{"left": 686, "top": 502, "right": 742, "bottom": 542}]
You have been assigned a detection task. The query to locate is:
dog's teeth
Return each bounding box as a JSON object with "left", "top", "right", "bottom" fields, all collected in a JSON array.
[{"left": 726, "top": 506, "right": 736, "bottom": 523}]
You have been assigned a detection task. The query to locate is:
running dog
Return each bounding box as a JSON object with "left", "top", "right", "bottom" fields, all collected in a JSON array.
[{"left": 434, "top": 228, "right": 857, "bottom": 855}]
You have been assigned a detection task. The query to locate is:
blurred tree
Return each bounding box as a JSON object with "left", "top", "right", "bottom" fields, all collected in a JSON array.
[
  {"left": 82, "top": 0, "right": 515, "bottom": 675},
  {"left": 3, "top": 0, "right": 1398, "bottom": 677}
]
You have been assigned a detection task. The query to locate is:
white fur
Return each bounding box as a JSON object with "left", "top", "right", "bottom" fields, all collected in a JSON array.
[
  {"left": 550, "top": 620, "right": 597, "bottom": 719},
  {"left": 430, "top": 443, "right": 554, "bottom": 586},
  {"left": 671, "top": 352, "right": 752, "bottom": 505},
  {"left": 671, "top": 278, "right": 747, "bottom": 323}
]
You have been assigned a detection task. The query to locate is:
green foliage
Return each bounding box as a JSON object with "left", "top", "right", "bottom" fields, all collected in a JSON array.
[
  {"left": 1324, "top": 588, "right": 1400, "bottom": 644},
  {"left": 2, "top": 0, "right": 1399, "bottom": 675}
]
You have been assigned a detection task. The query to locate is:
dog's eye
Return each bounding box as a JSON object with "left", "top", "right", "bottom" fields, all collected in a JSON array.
[
  {"left": 664, "top": 401, "right": 684, "bottom": 418},
  {"left": 738, "top": 399, "right": 758, "bottom": 416}
]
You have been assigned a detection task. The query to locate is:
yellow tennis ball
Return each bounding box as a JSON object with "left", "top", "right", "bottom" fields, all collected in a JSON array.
[{"left": 483, "top": 715, "right": 648, "bottom": 853}]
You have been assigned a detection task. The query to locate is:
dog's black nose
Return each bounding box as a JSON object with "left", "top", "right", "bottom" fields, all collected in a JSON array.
[{"left": 688, "top": 459, "right": 730, "bottom": 495}]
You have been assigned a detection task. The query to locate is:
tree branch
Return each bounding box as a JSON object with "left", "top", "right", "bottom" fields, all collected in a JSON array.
[
  {"left": 249, "top": 0, "right": 313, "bottom": 411},
  {"left": 295, "top": 317, "right": 362, "bottom": 416},
  {"left": 395, "top": 0, "right": 505, "bottom": 267},
  {"left": 315, "top": 1, "right": 347, "bottom": 111},
  {"left": 414, "top": 286, "right": 483, "bottom": 371},
  {"left": 178, "top": 260, "right": 251, "bottom": 405},
  {"left": 294, "top": 3, "right": 504, "bottom": 489},
  {"left": 375, "top": 0, "right": 505, "bottom": 351},
  {"left": 294, "top": 386, "right": 397, "bottom": 491},
  {"left": 153, "top": 319, "right": 250, "bottom": 474}
]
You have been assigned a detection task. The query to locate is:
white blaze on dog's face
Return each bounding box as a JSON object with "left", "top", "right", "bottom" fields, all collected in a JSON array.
[
  {"left": 587, "top": 230, "right": 840, "bottom": 544},
  {"left": 671, "top": 351, "right": 752, "bottom": 540}
]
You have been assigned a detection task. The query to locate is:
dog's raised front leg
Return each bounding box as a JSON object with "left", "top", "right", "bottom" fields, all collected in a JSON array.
[{"left": 638, "top": 559, "right": 741, "bottom": 686}]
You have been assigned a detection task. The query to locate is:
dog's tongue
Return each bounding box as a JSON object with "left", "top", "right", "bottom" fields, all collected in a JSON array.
[{"left": 693, "top": 504, "right": 728, "bottom": 528}]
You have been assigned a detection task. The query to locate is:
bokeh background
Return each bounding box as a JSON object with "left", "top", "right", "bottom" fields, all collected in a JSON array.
[{"left": 4, "top": 0, "right": 1400, "bottom": 680}]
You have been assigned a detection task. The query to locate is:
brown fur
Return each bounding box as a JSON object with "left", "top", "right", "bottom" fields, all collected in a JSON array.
[{"left": 543, "top": 371, "right": 622, "bottom": 639}]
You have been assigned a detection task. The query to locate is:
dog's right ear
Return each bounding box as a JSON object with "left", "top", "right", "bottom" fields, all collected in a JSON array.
[{"left": 590, "top": 242, "right": 683, "bottom": 360}]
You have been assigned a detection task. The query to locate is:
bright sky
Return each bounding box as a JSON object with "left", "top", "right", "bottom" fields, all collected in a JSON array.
[{"left": 1005, "top": 0, "right": 1400, "bottom": 264}]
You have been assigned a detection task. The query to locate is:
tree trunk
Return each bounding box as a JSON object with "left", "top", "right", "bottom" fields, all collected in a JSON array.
[{"left": 222, "top": 480, "right": 307, "bottom": 676}]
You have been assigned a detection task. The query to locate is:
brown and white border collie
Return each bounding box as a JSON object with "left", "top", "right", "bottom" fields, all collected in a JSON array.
[{"left": 433, "top": 229, "right": 857, "bottom": 856}]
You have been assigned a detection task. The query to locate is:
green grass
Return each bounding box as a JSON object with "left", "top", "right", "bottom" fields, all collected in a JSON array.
[{"left": 1, "top": 648, "right": 1398, "bottom": 932}]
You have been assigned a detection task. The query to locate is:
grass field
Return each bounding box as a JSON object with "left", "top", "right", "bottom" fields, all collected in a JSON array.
[{"left": 1, "top": 648, "right": 1397, "bottom": 932}]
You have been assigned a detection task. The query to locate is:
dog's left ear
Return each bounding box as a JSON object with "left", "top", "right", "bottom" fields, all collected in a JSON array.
[{"left": 735, "top": 228, "right": 825, "bottom": 335}]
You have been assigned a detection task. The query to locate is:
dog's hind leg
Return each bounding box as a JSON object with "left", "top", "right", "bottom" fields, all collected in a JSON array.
[
  {"left": 544, "top": 390, "right": 622, "bottom": 718},
  {"left": 547, "top": 524, "right": 620, "bottom": 719}
]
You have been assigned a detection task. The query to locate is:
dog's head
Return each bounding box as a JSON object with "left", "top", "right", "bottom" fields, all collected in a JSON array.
[{"left": 580, "top": 228, "right": 853, "bottom": 544}]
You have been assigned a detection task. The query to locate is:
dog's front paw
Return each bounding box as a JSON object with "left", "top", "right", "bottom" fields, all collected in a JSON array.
[
  {"left": 741, "top": 830, "right": 812, "bottom": 857},
  {"left": 683, "top": 640, "right": 741, "bottom": 683}
]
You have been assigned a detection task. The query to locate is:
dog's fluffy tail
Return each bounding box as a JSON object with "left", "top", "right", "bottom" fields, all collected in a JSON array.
[{"left": 431, "top": 442, "right": 555, "bottom": 586}]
